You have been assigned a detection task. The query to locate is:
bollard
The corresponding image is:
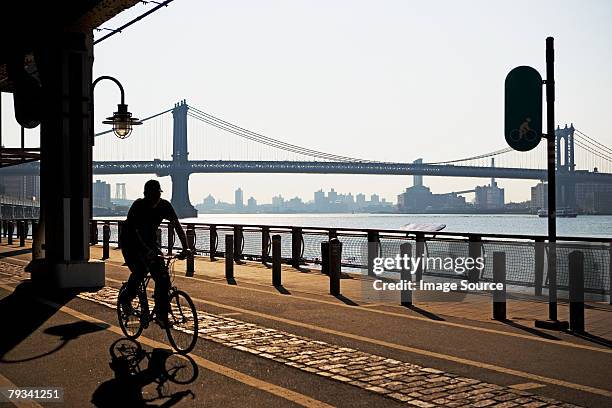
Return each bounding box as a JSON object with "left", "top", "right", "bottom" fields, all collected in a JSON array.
[
  {"left": 102, "top": 223, "right": 110, "bottom": 260},
  {"left": 534, "top": 238, "right": 545, "bottom": 296},
  {"left": 209, "top": 225, "right": 217, "bottom": 261},
  {"left": 167, "top": 223, "right": 175, "bottom": 256},
  {"left": 468, "top": 235, "right": 482, "bottom": 283},
  {"left": 186, "top": 228, "right": 195, "bottom": 277},
  {"left": 329, "top": 238, "right": 342, "bottom": 296},
  {"left": 400, "top": 242, "right": 413, "bottom": 307},
  {"left": 233, "top": 226, "right": 243, "bottom": 262},
  {"left": 261, "top": 226, "right": 270, "bottom": 264},
  {"left": 225, "top": 234, "right": 234, "bottom": 280},
  {"left": 568, "top": 251, "right": 585, "bottom": 333},
  {"left": 272, "top": 235, "right": 281, "bottom": 286},
  {"left": 291, "top": 227, "right": 303, "bottom": 268},
  {"left": 492, "top": 252, "right": 507, "bottom": 321},
  {"left": 415, "top": 233, "right": 425, "bottom": 282},
  {"left": 367, "top": 231, "right": 379, "bottom": 277},
  {"left": 7, "top": 222, "right": 14, "bottom": 245},
  {"left": 19, "top": 221, "right": 26, "bottom": 247},
  {"left": 90, "top": 220, "right": 98, "bottom": 245},
  {"left": 321, "top": 241, "right": 330, "bottom": 275}
]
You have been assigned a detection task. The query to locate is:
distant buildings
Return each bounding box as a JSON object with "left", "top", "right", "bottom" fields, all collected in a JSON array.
[
  {"left": 0, "top": 175, "right": 39, "bottom": 201},
  {"left": 397, "top": 185, "right": 467, "bottom": 212},
  {"left": 530, "top": 181, "right": 612, "bottom": 214},
  {"left": 93, "top": 180, "right": 111, "bottom": 209},
  {"left": 474, "top": 180, "right": 504, "bottom": 210},
  {"left": 235, "top": 188, "right": 244, "bottom": 209}
]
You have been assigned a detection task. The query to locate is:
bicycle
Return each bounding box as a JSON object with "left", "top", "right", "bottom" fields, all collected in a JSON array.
[
  {"left": 509, "top": 128, "right": 537, "bottom": 142},
  {"left": 117, "top": 254, "right": 199, "bottom": 354}
]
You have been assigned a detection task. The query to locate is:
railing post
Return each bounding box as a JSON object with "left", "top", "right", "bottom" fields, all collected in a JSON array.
[
  {"left": 7, "top": 221, "right": 13, "bottom": 245},
  {"left": 19, "top": 220, "right": 26, "bottom": 247},
  {"left": 167, "top": 223, "right": 175, "bottom": 256},
  {"left": 493, "top": 252, "right": 506, "bottom": 321},
  {"left": 102, "top": 223, "right": 110, "bottom": 260},
  {"left": 90, "top": 220, "right": 98, "bottom": 245},
  {"left": 468, "top": 235, "right": 482, "bottom": 283},
  {"left": 186, "top": 227, "right": 195, "bottom": 277},
  {"left": 321, "top": 241, "right": 330, "bottom": 275},
  {"left": 272, "top": 234, "right": 281, "bottom": 286},
  {"left": 156, "top": 228, "right": 162, "bottom": 249},
  {"left": 367, "top": 231, "right": 380, "bottom": 277},
  {"left": 233, "top": 226, "right": 243, "bottom": 262},
  {"left": 569, "top": 251, "right": 585, "bottom": 333},
  {"left": 225, "top": 234, "right": 234, "bottom": 280},
  {"left": 117, "top": 221, "right": 124, "bottom": 249},
  {"left": 534, "top": 238, "right": 545, "bottom": 296},
  {"left": 291, "top": 227, "right": 303, "bottom": 268},
  {"left": 400, "top": 242, "right": 413, "bottom": 307},
  {"left": 261, "top": 226, "right": 270, "bottom": 264},
  {"left": 415, "top": 233, "right": 425, "bottom": 282},
  {"left": 209, "top": 225, "right": 217, "bottom": 261},
  {"left": 328, "top": 229, "right": 337, "bottom": 240},
  {"left": 329, "top": 238, "right": 342, "bottom": 295}
]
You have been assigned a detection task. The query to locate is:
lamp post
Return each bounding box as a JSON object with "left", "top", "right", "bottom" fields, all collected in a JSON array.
[{"left": 92, "top": 75, "right": 142, "bottom": 139}]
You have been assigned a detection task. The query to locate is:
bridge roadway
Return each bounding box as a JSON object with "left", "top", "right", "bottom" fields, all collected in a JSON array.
[
  {"left": 3, "top": 160, "right": 612, "bottom": 182},
  {"left": 0, "top": 243, "right": 611, "bottom": 407}
]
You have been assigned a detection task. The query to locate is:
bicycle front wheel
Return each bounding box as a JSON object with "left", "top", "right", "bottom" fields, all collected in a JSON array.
[
  {"left": 117, "top": 284, "right": 147, "bottom": 340},
  {"left": 165, "top": 290, "right": 199, "bottom": 354}
]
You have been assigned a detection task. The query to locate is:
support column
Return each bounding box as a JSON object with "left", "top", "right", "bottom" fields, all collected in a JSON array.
[
  {"left": 170, "top": 100, "right": 197, "bottom": 218},
  {"left": 26, "top": 31, "right": 104, "bottom": 288}
]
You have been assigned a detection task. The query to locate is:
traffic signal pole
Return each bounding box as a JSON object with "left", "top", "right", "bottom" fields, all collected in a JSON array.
[{"left": 546, "top": 37, "right": 557, "bottom": 321}]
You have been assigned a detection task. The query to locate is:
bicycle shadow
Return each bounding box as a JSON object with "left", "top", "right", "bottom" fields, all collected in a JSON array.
[{"left": 92, "top": 338, "right": 199, "bottom": 407}]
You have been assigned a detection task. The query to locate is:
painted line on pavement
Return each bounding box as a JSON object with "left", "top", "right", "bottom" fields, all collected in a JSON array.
[
  {"left": 0, "top": 283, "right": 333, "bottom": 408},
  {"left": 0, "top": 373, "right": 44, "bottom": 408}
]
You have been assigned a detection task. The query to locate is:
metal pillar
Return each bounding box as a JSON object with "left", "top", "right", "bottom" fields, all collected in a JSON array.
[{"left": 170, "top": 100, "right": 197, "bottom": 218}]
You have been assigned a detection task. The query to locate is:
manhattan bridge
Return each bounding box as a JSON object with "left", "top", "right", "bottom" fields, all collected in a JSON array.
[{"left": 2, "top": 100, "right": 611, "bottom": 218}]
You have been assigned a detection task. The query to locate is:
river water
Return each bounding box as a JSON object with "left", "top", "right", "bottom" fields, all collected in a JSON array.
[{"left": 176, "top": 213, "right": 612, "bottom": 238}]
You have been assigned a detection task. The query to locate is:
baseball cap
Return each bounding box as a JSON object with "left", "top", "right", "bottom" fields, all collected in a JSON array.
[{"left": 144, "top": 179, "right": 163, "bottom": 193}]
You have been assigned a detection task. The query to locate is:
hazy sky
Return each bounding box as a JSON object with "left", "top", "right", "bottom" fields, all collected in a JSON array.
[{"left": 2, "top": 0, "right": 611, "bottom": 204}]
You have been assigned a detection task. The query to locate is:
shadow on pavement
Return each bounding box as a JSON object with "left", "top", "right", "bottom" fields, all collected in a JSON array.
[
  {"left": 334, "top": 294, "right": 359, "bottom": 306},
  {"left": 0, "top": 281, "right": 77, "bottom": 363},
  {"left": 570, "top": 331, "right": 612, "bottom": 349},
  {"left": 92, "top": 338, "right": 198, "bottom": 407},
  {"left": 0, "top": 248, "right": 33, "bottom": 259},
  {"left": 500, "top": 319, "right": 561, "bottom": 341},
  {"left": 403, "top": 304, "right": 446, "bottom": 321},
  {"left": 274, "top": 285, "right": 291, "bottom": 295}
]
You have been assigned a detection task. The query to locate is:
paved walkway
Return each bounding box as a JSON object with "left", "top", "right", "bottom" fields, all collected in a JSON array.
[{"left": 0, "top": 242, "right": 610, "bottom": 407}]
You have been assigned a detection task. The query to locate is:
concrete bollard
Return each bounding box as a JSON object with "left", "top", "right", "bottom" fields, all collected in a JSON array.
[
  {"left": 568, "top": 251, "right": 585, "bottom": 333},
  {"left": 19, "top": 221, "right": 26, "bottom": 247},
  {"left": 291, "top": 227, "right": 302, "bottom": 268},
  {"left": 90, "top": 220, "right": 98, "bottom": 245},
  {"left": 167, "top": 223, "right": 175, "bottom": 256},
  {"left": 329, "top": 238, "right": 342, "bottom": 296},
  {"left": 102, "top": 223, "right": 110, "bottom": 260},
  {"left": 272, "top": 235, "right": 281, "bottom": 286},
  {"left": 7, "top": 222, "right": 14, "bottom": 245},
  {"left": 493, "top": 252, "right": 507, "bottom": 321},
  {"left": 400, "top": 242, "right": 413, "bottom": 307},
  {"left": 186, "top": 228, "right": 195, "bottom": 277},
  {"left": 321, "top": 241, "right": 329, "bottom": 275},
  {"left": 225, "top": 234, "right": 234, "bottom": 280},
  {"left": 367, "top": 231, "right": 379, "bottom": 277}
]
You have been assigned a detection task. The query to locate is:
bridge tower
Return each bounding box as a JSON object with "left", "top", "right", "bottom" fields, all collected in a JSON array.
[
  {"left": 170, "top": 100, "right": 197, "bottom": 218},
  {"left": 555, "top": 124, "right": 576, "bottom": 209}
]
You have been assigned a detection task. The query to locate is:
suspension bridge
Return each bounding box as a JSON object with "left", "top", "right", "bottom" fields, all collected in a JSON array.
[{"left": 1, "top": 100, "right": 611, "bottom": 217}]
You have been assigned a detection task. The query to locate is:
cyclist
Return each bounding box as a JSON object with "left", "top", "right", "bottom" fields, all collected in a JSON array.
[
  {"left": 519, "top": 117, "right": 532, "bottom": 138},
  {"left": 118, "top": 179, "right": 191, "bottom": 328}
]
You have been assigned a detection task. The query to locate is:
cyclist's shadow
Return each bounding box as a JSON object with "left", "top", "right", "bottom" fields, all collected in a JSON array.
[{"left": 92, "top": 338, "right": 198, "bottom": 407}]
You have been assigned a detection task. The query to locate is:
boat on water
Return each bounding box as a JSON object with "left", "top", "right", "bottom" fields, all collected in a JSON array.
[{"left": 537, "top": 207, "right": 578, "bottom": 218}]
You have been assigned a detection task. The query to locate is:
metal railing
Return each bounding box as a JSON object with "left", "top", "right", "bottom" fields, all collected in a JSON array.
[{"left": 90, "top": 219, "right": 611, "bottom": 296}]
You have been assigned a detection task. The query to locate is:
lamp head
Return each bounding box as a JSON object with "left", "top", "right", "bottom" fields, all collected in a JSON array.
[{"left": 102, "top": 103, "right": 142, "bottom": 139}]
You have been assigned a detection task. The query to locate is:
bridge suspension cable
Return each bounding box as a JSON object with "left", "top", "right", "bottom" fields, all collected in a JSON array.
[
  {"left": 574, "top": 129, "right": 612, "bottom": 155},
  {"left": 423, "top": 147, "right": 514, "bottom": 165},
  {"left": 186, "top": 105, "right": 375, "bottom": 163}
]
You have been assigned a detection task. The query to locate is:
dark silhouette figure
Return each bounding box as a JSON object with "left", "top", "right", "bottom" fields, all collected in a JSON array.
[
  {"left": 119, "top": 180, "right": 191, "bottom": 326},
  {"left": 92, "top": 339, "right": 197, "bottom": 407}
]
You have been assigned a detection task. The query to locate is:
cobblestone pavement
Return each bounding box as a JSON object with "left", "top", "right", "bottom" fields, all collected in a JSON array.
[{"left": 0, "top": 262, "right": 582, "bottom": 407}]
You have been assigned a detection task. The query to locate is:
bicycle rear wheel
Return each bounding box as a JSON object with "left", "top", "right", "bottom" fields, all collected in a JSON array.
[
  {"left": 117, "top": 284, "right": 147, "bottom": 339},
  {"left": 165, "top": 290, "right": 198, "bottom": 354}
]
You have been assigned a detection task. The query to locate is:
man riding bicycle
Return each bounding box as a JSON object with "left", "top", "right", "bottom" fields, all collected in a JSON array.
[{"left": 118, "top": 179, "right": 191, "bottom": 328}]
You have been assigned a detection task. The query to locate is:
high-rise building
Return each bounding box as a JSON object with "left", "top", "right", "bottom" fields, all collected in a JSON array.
[
  {"left": 0, "top": 175, "right": 40, "bottom": 200},
  {"left": 356, "top": 193, "right": 366, "bottom": 207},
  {"left": 530, "top": 182, "right": 547, "bottom": 210},
  {"left": 474, "top": 181, "right": 504, "bottom": 209},
  {"left": 93, "top": 180, "right": 111, "bottom": 208},
  {"left": 314, "top": 189, "right": 326, "bottom": 208},
  {"left": 235, "top": 188, "right": 244, "bottom": 209},
  {"left": 247, "top": 197, "right": 257, "bottom": 208},
  {"left": 370, "top": 194, "right": 380, "bottom": 205}
]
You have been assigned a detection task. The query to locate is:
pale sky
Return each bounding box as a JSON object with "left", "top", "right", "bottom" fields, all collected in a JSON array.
[{"left": 2, "top": 0, "right": 611, "bottom": 204}]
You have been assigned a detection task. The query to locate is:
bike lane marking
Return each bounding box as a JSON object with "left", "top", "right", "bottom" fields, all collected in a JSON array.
[{"left": 0, "top": 283, "right": 334, "bottom": 408}]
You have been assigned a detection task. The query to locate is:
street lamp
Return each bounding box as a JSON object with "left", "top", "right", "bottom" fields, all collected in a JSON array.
[{"left": 92, "top": 75, "right": 142, "bottom": 139}]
